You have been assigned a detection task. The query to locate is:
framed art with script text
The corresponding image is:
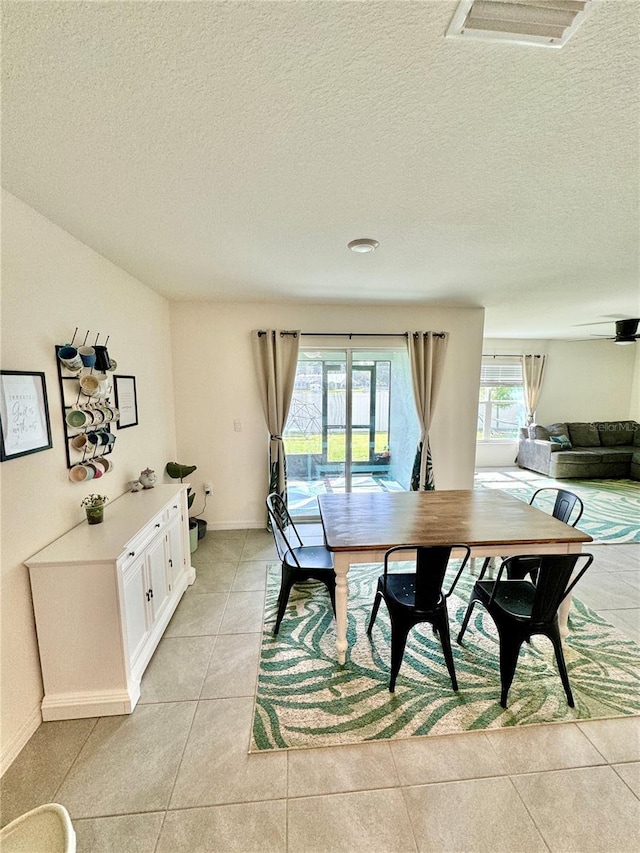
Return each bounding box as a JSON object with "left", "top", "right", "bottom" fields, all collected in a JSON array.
[
  {"left": 0, "top": 371, "right": 53, "bottom": 461},
  {"left": 114, "top": 374, "right": 138, "bottom": 429}
]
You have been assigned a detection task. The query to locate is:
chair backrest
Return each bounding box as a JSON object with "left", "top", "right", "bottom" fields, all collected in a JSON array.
[
  {"left": 266, "top": 492, "right": 303, "bottom": 565},
  {"left": 384, "top": 544, "right": 471, "bottom": 611},
  {"left": 499, "top": 553, "right": 593, "bottom": 623},
  {"left": 530, "top": 487, "right": 584, "bottom": 527}
]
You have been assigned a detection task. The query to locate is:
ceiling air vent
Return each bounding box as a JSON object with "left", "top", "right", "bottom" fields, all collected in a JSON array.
[{"left": 446, "top": 0, "right": 591, "bottom": 48}]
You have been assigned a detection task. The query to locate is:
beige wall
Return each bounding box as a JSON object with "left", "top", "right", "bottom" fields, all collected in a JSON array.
[
  {"left": 476, "top": 338, "right": 637, "bottom": 468},
  {"left": 170, "top": 303, "right": 485, "bottom": 528},
  {"left": 627, "top": 344, "right": 640, "bottom": 421},
  {"left": 0, "top": 192, "right": 177, "bottom": 771}
]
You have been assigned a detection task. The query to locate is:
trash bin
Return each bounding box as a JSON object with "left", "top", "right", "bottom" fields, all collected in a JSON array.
[{"left": 189, "top": 519, "right": 198, "bottom": 553}]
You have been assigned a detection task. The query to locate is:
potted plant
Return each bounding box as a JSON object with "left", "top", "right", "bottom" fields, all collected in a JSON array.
[
  {"left": 81, "top": 493, "right": 108, "bottom": 525},
  {"left": 165, "top": 462, "right": 202, "bottom": 553}
]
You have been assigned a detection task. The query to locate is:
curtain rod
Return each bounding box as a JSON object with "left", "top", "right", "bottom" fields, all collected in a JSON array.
[
  {"left": 257, "top": 331, "right": 446, "bottom": 339},
  {"left": 482, "top": 353, "right": 543, "bottom": 358}
]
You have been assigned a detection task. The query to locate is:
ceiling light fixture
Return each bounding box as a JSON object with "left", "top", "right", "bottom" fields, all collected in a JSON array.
[{"left": 348, "top": 238, "right": 379, "bottom": 254}]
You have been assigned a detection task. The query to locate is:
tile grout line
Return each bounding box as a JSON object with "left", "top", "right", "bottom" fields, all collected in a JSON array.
[
  {"left": 505, "top": 773, "right": 552, "bottom": 852},
  {"left": 50, "top": 716, "right": 100, "bottom": 805}
]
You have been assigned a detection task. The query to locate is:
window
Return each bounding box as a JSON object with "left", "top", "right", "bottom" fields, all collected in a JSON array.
[{"left": 477, "top": 357, "right": 526, "bottom": 441}]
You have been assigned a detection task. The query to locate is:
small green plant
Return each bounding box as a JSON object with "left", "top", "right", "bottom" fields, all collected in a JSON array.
[
  {"left": 165, "top": 462, "right": 197, "bottom": 510},
  {"left": 80, "top": 494, "right": 108, "bottom": 508}
]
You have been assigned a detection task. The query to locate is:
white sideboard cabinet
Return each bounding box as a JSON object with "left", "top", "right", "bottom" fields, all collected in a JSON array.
[{"left": 26, "top": 485, "right": 196, "bottom": 721}]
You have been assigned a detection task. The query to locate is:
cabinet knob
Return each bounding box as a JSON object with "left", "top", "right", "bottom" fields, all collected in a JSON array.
[
  {"left": 169, "top": 558, "right": 173, "bottom": 567},
  {"left": 155, "top": 523, "right": 161, "bottom": 528},
  {"left": 128, "top": 551, "right": 135, "bottom": 557},
  {"left": 173, "top": 504, "right": 178, "bottom": 509}
]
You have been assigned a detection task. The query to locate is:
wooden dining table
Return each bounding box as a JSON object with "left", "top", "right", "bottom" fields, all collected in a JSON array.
[{"left": 318, "top": 489, "right": 593, "bottom": 664}]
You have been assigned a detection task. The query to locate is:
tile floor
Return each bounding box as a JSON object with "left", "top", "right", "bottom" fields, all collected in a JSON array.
[{"left": 1, "top": 528, "right": 639, "bottom": 852}]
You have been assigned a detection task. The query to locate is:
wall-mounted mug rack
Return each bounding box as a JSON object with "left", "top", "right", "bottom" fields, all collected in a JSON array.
[{"left": 55, "top": 331, "right": 119, "bottom": 477}]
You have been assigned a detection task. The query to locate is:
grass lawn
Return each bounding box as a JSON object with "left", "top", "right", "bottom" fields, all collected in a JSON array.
[{"left": 284, "top": 432, "right": 389, "bottom": 462}]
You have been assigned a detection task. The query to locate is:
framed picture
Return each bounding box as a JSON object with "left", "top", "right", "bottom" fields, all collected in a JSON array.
[
  {"left": 0, "top": 371, "right": 53, "bottom": 461},
  {"left": 114, "top": 374, "right": 138, "bottom": 429}
]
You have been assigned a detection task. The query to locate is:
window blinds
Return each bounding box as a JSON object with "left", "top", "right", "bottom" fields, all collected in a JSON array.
[{"left": 480, "top": 356, "right": 523, "bottom": 385}]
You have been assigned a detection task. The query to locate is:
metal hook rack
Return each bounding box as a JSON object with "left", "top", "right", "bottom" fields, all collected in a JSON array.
[{"left": 55, "top": 331, "right": 117, "bottom": 476}]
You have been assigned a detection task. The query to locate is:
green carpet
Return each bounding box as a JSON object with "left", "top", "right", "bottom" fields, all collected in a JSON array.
[
  {"left": 474, "top": 473, "right": 640, "bottom": 543},
  {"left": 251, "top": 563, "right": 640, "bottom": 751}
]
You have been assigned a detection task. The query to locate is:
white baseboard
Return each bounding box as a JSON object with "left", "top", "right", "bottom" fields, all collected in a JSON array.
[
  {"left": 41, "top": 689, "right": 133, "bottom": 721},
  {"left": 0, "top": 701, "right": 42, "bottom": 777}
]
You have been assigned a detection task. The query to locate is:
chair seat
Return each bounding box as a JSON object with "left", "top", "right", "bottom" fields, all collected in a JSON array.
[
  {"left": 475, "top": 579, "right": 536, "bottom": 619},
  {"left": 285, "top": 545, "right": 333, "bottom": 571},
  {"left": 458, "top": 553, "right": 593, "bottom": 708},
  {"left": 267, "top": 492, "right": 336, "bottom": 636},
  {"left": 367, "top": 544, "right": 471, "bottom": 693},
  {"left": 380, "top": 574, "right": 444, "bottom": 612}
]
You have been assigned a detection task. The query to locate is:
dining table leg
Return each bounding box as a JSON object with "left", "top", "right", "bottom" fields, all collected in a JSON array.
[
  {"left": 333, "top": 552, "right": 350, "bottom": 665},
  {"left": 558, "top": 595, "right": 572, "bottom": 640}
]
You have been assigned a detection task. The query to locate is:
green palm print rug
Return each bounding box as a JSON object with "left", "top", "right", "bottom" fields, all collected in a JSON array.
[
  {"left": 251, "top": 564, "right": 640, "bottom": 751},
  {"left": 473, "top": 474, "right": 640, "bottom": 543}
]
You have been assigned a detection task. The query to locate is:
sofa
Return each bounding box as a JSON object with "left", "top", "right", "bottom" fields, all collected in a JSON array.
[{"left": 517, "top": 420, "right": 640, "bottom": 480}]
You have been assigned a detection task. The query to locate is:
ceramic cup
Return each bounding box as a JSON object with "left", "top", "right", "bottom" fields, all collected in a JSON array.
[
  {"left": 89, "top": 406, "right": 105, "bottom": 425},
  {"left": 85, "top": 431, "right": 100, "bottom": 448},
  {"left": 104, "top": 432, "right": 116, "bottom": 450},
  {"left": 88, "top": 429, "right": 109, "bottom": 447},
  {"left": 95, "top": 381, "right": 111, "bottom": 399},
  {"left": 69, "top": 464, "right": 92, "bottom": 482},
  {"left": 78, "top": 346, "right": 96, "bottom": 368},
  {"left": 79, "top": 374, "right": 100, "bottom": 397},
  {"left": 85, "top": 462, "right": 103, "bottom": 479},
  {"left": 71, "top": 433, "right": 89, "bottom": 451},
  {"left": 107, "top": 359, "right": 117, "bottom": 372},
  {"left": 58, "top": 345, "right": 83, "bottom": 372},
  {"left": 94, "top": 455, "right": 114, "bottom": 473},
  {"left": 91, "top": 459, "right": 108, "bottom": 476},
  {"left": 103, "top": 405, "right": 119, "bottom": 421},
  {"left": 65, "top": 408, "right": 91, "bottom": 429},
  {"left": 94, "top": 345, "right": 111, "bottom": 372}
]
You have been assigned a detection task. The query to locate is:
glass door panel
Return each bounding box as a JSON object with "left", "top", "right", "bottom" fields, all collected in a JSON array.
[
  {"left": 285, "top": 347, "right": 418, "bottom": 519},
  {"left": 323, "top": 360, "right": 347, "bottom": 491}
]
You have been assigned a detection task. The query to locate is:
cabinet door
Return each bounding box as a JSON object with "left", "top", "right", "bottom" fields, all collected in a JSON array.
[
  {"left": 122, "top": 557, "right": 150, "bottom": 665},
  {"left": 165, "top": 514, "right": 184, "bottom": 593},
  {"left": 147, "top": 535, "right": 170, "bottom": 625}
]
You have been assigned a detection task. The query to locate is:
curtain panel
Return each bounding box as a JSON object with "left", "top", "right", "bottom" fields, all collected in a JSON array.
[
  {"left": 407, "top": 331, "right": 449, "bottom": 490},
  {"left": 251, "top": 330, "right": 300, "bottom": 516},
  {"left": 522, "top": 354, "right": 547, "bottom": 425}
]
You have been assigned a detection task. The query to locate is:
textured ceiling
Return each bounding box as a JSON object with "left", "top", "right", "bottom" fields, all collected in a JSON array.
[{"left": 2, "top": 0, "right": 639, "bottom": 338}]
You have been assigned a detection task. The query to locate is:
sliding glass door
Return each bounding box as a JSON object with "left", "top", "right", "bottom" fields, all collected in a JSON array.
[{"left": 284, "top": 347, "right": 418, "bottom": 519}]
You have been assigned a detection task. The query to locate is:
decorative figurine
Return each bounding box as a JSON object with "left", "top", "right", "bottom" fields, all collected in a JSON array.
[
  {"left": 127, "top": 479, "right": 144, "bottom": 492},
  {"left": 139, "top": 468, "right": 157, "bottom": 489}
]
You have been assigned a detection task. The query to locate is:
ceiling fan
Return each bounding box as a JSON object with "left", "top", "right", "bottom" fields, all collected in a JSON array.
[{"left": 586, "top": 318, "right": 640, "bottom": 345}]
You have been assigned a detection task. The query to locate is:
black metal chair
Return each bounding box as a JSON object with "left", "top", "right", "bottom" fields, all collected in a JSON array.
[
  {"left": 366, "top": 544, "right": 471, "bottom": 692},
  {"left": 457, "top": 552, "right": 594, "bottom": 708},
  {"left": 266, "top": 492, "right": 335, "bottom": 635},
  {"left": 478, "top": 487, "right": 585, "bottom": 582}
]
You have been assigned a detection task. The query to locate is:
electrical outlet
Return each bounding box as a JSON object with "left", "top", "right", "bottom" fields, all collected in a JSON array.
[{"left": 204, "top": 483, "right": 213, "bottom": 495}]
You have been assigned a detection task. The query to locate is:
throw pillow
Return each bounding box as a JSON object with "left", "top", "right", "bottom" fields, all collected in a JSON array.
[
  {"left": 528, "top": 423, "right": 550, "bottom": 441},
  {"left": 546, "top": 422, "right": 569, "bottom": 438},
  {"left": 598, "top": 421, "right": 637, "bottom": 447},
  {"left": 550, "top": 434, "right": 572, "bottom": 450},
  {"left": 567, "top": 422, "right": 601, "bottom": 447}
]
